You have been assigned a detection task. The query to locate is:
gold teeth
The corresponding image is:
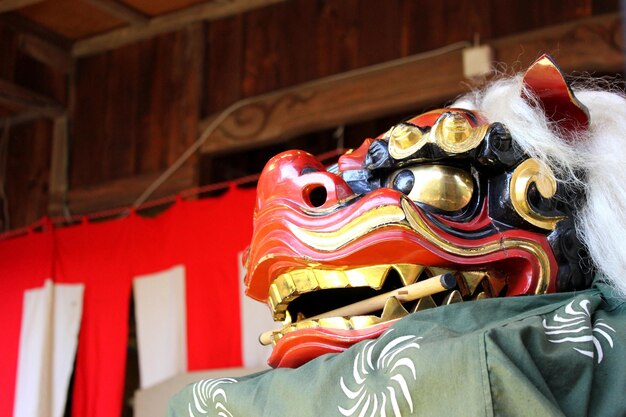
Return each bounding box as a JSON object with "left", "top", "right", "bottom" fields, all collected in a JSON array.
[
  {"left": 428, "top": 268, "right": 505, "bottom": 299},
  {"left": 268, "top": 306, "right": 397, "bottom": 345},
  {"left": 380, "top": 297, "right": 410, "bottom": 321},
  {"left": 269, "top": 264, "right": 424, "bottom": 321},
  {"left": 264, "top": 267, "right": 507, "bottom": 345},
  {"left": 456, "top": 270, "right": 506, "bottom": 298},
  {"left": 413, "top": 295, "right": 437, "bottom": 312},
  {"left": 269, "top": 266, "right": 505, "bottom": 321}
]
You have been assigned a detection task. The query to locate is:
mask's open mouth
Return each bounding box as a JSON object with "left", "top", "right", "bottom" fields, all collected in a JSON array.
[
  {"left": 261, "top": 264, "right": 507, "bottom": 348},
  {"left": 247, "top": 191, "right": 557, "bottom": 367}
]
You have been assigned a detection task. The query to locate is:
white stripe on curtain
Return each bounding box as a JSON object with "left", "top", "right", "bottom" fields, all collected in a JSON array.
[
  {"left": 238, "top": 252, "right": 273, "bottom": 369},
  {"left": 13, "top": 279, "right": 84, "bottom": 417},
  {"left": 133, "top": 265, "right": 187, "bottom": 389}
]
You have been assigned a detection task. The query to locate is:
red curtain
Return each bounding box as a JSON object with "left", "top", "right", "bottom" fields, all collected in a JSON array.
[{"left": 0, "top": 186, "right": 256, "bottom": 417}]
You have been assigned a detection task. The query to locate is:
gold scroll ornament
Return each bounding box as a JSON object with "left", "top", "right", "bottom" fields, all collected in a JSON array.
[{"left": 509, "top": 158, "right": 566, "bottom": 230}]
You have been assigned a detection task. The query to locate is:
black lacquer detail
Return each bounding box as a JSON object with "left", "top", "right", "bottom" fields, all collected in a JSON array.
[
  {"left": 548, "top": 219, "right": 595, "bottom": 292},
  {"left": 343, "top": 140, "right": 392, "bottom": 194},
  {"left": 391, "top": 170, "right": 414, "bottom": 195},
  {"left": 475, "top": 123, "right": 524, "bottom": 171},
  {"left": 422, "top": 210, "right": 499, "bottom": 240},
  {"left": 486, "top": 165, "right": 574, "bottom": 232},
  {"left": 342, "top": 169, "right": 377, "bottom": 194},
  {"left": 396, "top": 142, "right": 468, "bottom": 162},
  {"left": 365, "top": 139, "right": 393, "bottom": 170},
  {"left": 486, "top": 171, "right": 524, "bottom": 231}
]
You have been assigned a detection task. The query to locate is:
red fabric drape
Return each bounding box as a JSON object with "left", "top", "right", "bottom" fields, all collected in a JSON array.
[
  {"left": 55, "top": 217, "right": 133, "bottom": 417},
  {"left": 129, "top": 186, "right": 256, "bottom": 370},
  {"left": 0, "top": 186, "right": 256, "bottom": 417}
]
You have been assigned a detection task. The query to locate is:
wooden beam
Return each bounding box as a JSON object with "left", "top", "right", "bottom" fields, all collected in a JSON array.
[
  {"left": 199, "top": 13, "right": 623, "bottom": 155},
  {"left": 48, "top": 115, "right": 68, "bottom": 216},
  {"left": 17, "top": 31, "right": 73, "bottom": 73},
  {"left": 72, "top": 0, "right": 286, "bottom": 57},
  {"left": 491, "top": 13, "right": 624, "bottom": 74},
  {"left": 67, "top": 166, "right": 195, "bottom": 214},
  {"left": 0, "top": 79, "right": 64, "bottom": 119},
  {"left": 3, "top": 109, "right": 55, "bottom": 125},
  {"left": 0, "top": 14, "right": 72, "bottom": 72},
  {"left": 0, "top": 14, "right": 72, "bottom": 51},
  {"left": 200, "top": 50, "right": 467, "bottom": 154},
  {"left": 0, "top": 0, "right": 42, "bottom": 13},
  {"left": 84, "top": 0, "right": 149, "bottom": 25}
]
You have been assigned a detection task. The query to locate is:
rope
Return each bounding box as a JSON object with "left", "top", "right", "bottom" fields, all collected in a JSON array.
[
  {"left": 0, "top": 148, "right": 345, "bottom": 241},
  {"left": 0, "top": 121, "right": 10, "bottom": 231}
]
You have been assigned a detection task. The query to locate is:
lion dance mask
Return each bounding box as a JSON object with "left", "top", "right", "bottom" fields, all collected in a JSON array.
[{"left": 243, "top": 55, "right": 626, "bottom": 368}]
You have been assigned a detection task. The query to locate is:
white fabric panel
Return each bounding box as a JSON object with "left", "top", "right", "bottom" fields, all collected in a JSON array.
[
  {"left": 50, "top": 284, "right": 84, "bottom": 417},
  {"left": 133, "top": 265, "right": 187, "bottom": 389},
  {"left": 13, "top": 281, "right": 52, "bottom": 417},
  {"left": 238, "top": 252, "right": 272, "bottom": 368},
  {"left": 13, "top": 280, "right": 84, "bottom": 417}
]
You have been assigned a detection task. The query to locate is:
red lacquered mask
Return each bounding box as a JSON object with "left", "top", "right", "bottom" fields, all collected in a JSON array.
[{"left": 244, "top": 55, "right": 593, "bottom": 368}]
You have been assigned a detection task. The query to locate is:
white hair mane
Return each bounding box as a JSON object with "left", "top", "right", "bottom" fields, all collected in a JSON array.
[{"left": 453, "top": 75, "right": 626, "bottom": 299}]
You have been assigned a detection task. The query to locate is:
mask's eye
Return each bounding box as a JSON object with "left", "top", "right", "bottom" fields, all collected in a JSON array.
[{"left": 388, "top": 165, "right": 474, "bottom": 212}]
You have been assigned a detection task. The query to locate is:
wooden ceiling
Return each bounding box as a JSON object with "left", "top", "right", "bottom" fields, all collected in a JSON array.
[
  {"left": 0, "top": 0, "right": 284, "bottom": 56},
  {"left": 0, "top": 0, "right": 286, "bottom": 128}
]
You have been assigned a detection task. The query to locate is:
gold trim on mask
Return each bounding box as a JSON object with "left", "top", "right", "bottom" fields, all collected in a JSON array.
[
  {"left": 288, "top": 205, "right": 406, "bottom": 252},
  {"left": 510, "top": 158, "right": 566, "bottom": 230},
  {"left": 402, "top": 198, "right": 550, "bottom": 294},
  {"left": 388, "top": 113, "right": 489, "bottom": 159},
  {"left": 288, "top": 197, "right": 550, "bottom": 295},
  {"left": 388, "top": 165, "right": 474, "bottom": 212}
]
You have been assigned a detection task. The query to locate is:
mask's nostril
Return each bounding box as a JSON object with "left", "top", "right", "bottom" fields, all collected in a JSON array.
[{"left": 305, "top": 185, "right": 328, "bottom": 208}]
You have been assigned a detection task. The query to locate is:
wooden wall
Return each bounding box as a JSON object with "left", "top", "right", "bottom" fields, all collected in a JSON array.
[
  {"left": 204, "top": 0, "right": 616, "bottom": 109},
  {"left": 71, "top": 24, "right": 202, "bottom": 187},
  {"left": 0, "top": 18, "right": 68, "bottom": 230},
  {"left": 1, "top": 0, "right": 621, "bottom": 230},
  {"left": 4, "top": 119, "right": 53, "bottom": 228}
]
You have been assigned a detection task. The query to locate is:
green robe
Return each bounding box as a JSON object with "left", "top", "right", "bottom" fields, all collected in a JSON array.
[{"left": 167, "top": 280, "right": 626, "bottom": 416}]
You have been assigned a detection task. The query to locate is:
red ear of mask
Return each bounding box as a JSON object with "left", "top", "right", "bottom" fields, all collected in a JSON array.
[{"left": 521, "top": 54, "right": 589, "bottom": 137}]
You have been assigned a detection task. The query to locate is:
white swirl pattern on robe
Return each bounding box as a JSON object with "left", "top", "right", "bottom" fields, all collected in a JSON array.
[
  {"left": 338, "top": 329, "right": 422, "bottom": 417},
  {"left": 188, "top": 378, "right": 237, "bottom": 417},
  {"left": 543, "top": 299, "right": 616, "bottom": 363}
]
